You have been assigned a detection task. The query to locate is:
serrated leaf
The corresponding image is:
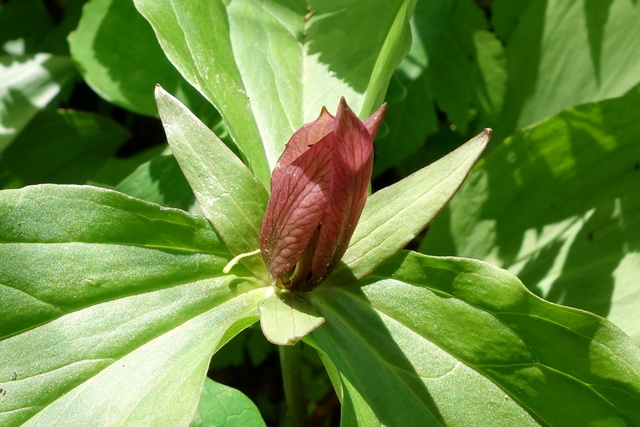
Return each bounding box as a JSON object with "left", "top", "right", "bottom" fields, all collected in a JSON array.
[
  {"left": 328, "top": 128, "right": 490, "bottom": 285},
  {"left": 311, "top": 251, "right": 640, "bottom": 425},
  {"left": 259, "top": 289, "right": 324, "bottom": 346},
  {"left": 134, "top": 0, "right": 415, "bottom": 185},
  {"left": 155, "top": 86, "right": 269, "bottom": 280},
  {"left": 0, "top": 184, "right": 264, "bottom": 425}
]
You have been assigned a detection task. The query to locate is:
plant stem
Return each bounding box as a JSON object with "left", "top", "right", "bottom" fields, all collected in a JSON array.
[{"left": 279, "top": 343, "right": 309, "bottom": 427}]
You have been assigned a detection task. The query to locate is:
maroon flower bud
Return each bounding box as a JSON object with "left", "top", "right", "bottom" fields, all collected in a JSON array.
[{"left": 260, "top": 98, "right": 386, "bottom": 291}]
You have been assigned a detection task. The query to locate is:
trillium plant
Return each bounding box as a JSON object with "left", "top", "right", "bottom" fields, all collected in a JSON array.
[{"left": 2, "top": 1, "right": 640, "bottom": 426}]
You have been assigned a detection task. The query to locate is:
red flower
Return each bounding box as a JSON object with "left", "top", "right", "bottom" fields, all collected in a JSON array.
[{"left": 260, "top": 98, "right": 386, "bottom": 291}]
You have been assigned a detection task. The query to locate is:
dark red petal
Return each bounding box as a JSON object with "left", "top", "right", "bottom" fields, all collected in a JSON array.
[
  {"left": 260, "top": 132, "right": 334, "bottom": 280},
  {"left": 307, "top": 98, "right": 377, "bottom": 287},
  {"left": 363, "top": 102, "right": 387, "bottom": 140},
  {"left": 271, "top": 107, "right": 335, "bottom": 184}
]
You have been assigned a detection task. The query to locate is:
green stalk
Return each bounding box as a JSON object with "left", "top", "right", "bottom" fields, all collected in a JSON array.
[{"left": 279, "top": 343, "right": 309, "bottom": 426}]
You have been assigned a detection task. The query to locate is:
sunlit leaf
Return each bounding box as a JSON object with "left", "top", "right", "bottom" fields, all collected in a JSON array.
[
  {"left": 155, "top": 87, "right": 269, "bottom": 279},
  {"left": 312, "top": 251, "right": 640, "bottom": 425},
  {"left": 422, "top": 89, "right": 640, "bottom": 342},
  {"left": 0, "top": 54, "right": 76, "bottom": 151},
  {"left": 328, "top": 128, "right": 490, "bottom": 285},
  {"left": 69, "top": 0, "right": 215, "bottom": 119},
  {"left": 0, "top": 184, "right": 263, "bottom": 425},
  {"left": 190, "top": 377, "right": 265, "bottom": 427},
  {"left": 134, "top": 0, "right": 415, "bottom": 185}
]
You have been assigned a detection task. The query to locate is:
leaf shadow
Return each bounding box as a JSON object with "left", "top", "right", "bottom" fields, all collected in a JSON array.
[
  {"left": 484, "top": 93, "right": 640, "bottom": 321},
  {"left": 310, "top": 283, "right": 445, "bottom": 425},
  {"left": 303, "top": 2, "right": 407, "bottom": 95}
]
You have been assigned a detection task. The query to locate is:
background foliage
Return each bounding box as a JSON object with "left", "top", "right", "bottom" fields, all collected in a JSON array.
[{"left": 1, "top": 0, "right": 639, "bottom": 425}]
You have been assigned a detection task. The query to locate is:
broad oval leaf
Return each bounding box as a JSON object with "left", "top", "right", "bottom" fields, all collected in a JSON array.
[
  {"left": 259, "top": 289, "right": 324, "bottom": 345},
  {"left": 190, "top": 377, "right": 266, "bottom": 426},
  {"left": 310, "top": 251, "right": 640, "bottom": 425},
  {"left": 0, "top": 184, "right": 264, "bottom": 425},
  {"left": 494, "top": 0, "right": 640, "bottom": 140},
  {"left": 0, "top": 110, "right": 129, "bottom": 189}
]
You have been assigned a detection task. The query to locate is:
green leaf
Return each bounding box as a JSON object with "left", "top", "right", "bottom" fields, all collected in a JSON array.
[
  {"left": 134, "top": 0, "right": 415, "bottom": 185},
  {"left": 427, "top": 0, "right": 506, "bottom": 134},
  {"left": 311, "top": 251, "right": 640, "bottom": 425},
  {"left": 495, "top": 0, "right": 640, "bottom": 140},
  {"left": 329, "top": 128, "right": 490, "bottom": 285},
  {"left": 190, "top": 377, "right": 266, "bottom": 427},
  {"left": 422, "top": 89, "right": 640, "bottom": 343},
  {"left": 0, "top": 0, "right": 54, "bottom": 55},
  {"left": 259, "top": 289, "right": 324, "bottom": 345},
  {"left": 309, "top": 343, "right": 380, "bottom": 427},
  {"left": 0, "top": 184, "right": 264, "bottom": 425},
  {"left": 373, "top": 74, "right": 436, "bottom": 176},
  {"left": 115, "top": 152, "right": 197, "bottom": 212},
  {"left": 155, "top": 86, "right": 269, "bottom": 280},
  {"left": 0, "top": 109, "right": 129, "bottom": 189},
  {"left": 0, "top": 54, "right": 76, "bottom": 151},
  {"left": 90, "top": 145, "right": 166, "bottom": 188},
  {"left": 0, "top": 184, "right": 234, "bottom": 336},
  {"left": 69, "top": 0, "right": 215, "bottom": 118}
]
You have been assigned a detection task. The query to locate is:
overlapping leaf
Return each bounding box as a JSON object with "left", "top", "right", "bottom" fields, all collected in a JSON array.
[
  {"left": 69, "top": 0, "right": 216, "bottom": 119},
  {"left": 0, "top": 110, "right": 129, "bottom": 189},
  {"left": 493, "top": 0, "right": 640, "bottom": 140},
  {"left": 327, "top": 129, "right": 490, "bottom": 286},
  {"left": 134, "top": 0, "right": 415, "bottom": 185},
  {"left": 0, "top": 54, "right": 76, "bottom": 151},
  {"left": 311, "top": 251, "right": 640, "bottom": 425},
  {"left": 190, "top": 378, "right": 266, "bottom": 426},
  {"left": 0, "top": 185, "right": 264, "bottom": 425},
  {"left": 155, "top": 87, "right": 269, "bottom": 279},
  {"left": 422, "top": 89, "right": 640, "bottom": 342}
]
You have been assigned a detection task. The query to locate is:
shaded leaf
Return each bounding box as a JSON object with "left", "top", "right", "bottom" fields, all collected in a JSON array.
[
  {"left": 115, "top": 152, "right": 197, "bottom": 212},
  {"left": 69, "top": 0, "right": 216, "bottom": 119},
  {"left": 422, "top": 89, "right": 640, "bottom": 342},
  {"left": 495, "top": 0, "right": 640, "bottom": 140},
  {"left": 0, "top": 0, "right": 54, "bottom": 55},
  {"left": 427, "top": 0, "right": 506, "bottom": 134},
  {"left": 0, "top": 54, "right": 76, "bottom": 151},
  {"left": 0, "top": 109, "right": 129, "bottom": 189},
  {"left": 312, "top": 251, "right": 640, "bottom": 425}
]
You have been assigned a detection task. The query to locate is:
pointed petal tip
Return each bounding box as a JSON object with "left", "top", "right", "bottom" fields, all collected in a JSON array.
[
  {"left": 484, "top": 128, "right": 493, "bottom": 137},
  {"left": 337, "top": 97, "right": 352, "bottom": 116}
]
